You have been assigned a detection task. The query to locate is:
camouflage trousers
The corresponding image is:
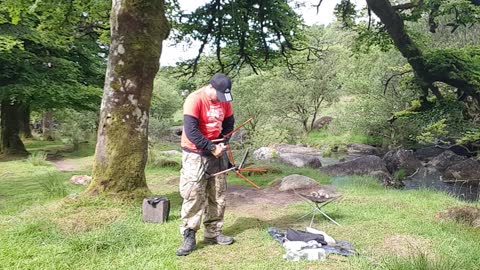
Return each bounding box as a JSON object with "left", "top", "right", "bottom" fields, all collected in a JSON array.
[{"left": 179, "top": 151, "right": 228, "bottom": 238}]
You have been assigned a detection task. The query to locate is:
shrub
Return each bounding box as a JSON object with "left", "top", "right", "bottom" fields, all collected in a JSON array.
[
  {"left": 40, "top": 173, "right": 68, "bottom": 198},
  {"left": 26, "top": 152, "right": 50, "bottom": 166}
]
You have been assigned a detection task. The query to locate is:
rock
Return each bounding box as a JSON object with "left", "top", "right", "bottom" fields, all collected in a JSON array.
[
  {"left": 428, "top": 150, "right": 466, "bottom": 171},
  {"left": 320, "top": 155, "right": 400, "bottom": 187},
  {"left": 277, "top": 153, "right": 322, "bottom": 168},
  {"left": 443, "top": 158, "right": 480, "bottom": 181},
  {"left": 274, "top": 144, "right": 322, "bottom": 155},
  {"left": 230, "top": 129, "right": 248, "bottom": 144},
  {"left": 171, "top": 125, "right": 183, "bottom": 136},
  {"left": 312, "top": 116, "right": 334, "bottom": 130},
  {"left": 278, "top": 174, "right": 320, "bottom": 191},
  {"left": 414, "top": 146, "right": 445, "bottom": 161},
  {"left": 154, "top": 158, "right": 181, "bottom": 168},
  {"left": 383, "top": 149, "right": 422, "bottom": 175},
  {"left": 70, "top": 175, "right": 92, "bottom": 185},
  {"left": 253, "top": 147, "right": 277, "bottom": 161},
  {"left": 346, "top": 144, "right": 381, "bottom": 156}
]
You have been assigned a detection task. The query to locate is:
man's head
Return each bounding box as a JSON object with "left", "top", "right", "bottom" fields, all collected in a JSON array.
[{"left": 206, "top": 73, "right": 233, "bottom": 102}]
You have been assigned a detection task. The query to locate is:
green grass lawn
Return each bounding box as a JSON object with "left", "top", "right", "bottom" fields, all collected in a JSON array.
[{"left": 0, "top": 141, "right": 479, "bottom": 270}]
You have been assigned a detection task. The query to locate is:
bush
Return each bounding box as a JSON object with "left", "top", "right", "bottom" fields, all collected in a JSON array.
[
  {"left": 26, "top": 152, "right": 50, "bottom": 166},
  {"left": 40, "top": 173, "right": 68, "bottom": 198}
]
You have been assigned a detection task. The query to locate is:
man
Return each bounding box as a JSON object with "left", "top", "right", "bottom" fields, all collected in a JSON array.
[{"left": 176, "top": 73, "right": 235, "bottom": 256}]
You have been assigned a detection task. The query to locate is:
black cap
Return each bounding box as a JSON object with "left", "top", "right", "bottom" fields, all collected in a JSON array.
[{"left": 210, "top": 73, "right": 233, "bottom": 102}]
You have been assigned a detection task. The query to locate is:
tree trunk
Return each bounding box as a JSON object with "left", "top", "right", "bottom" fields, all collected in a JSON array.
[
  {"left": 366, "top": 0, "right": 479, "bottom": 105},
  {"left": 19, "top": 104, "right": 33, "bottom": 138},
  {"left": 1, "top": 100, "right": 28, "bottom": 155},
  {"left": 86, "top": 0, "right": 170, "bottom": 196},
  {"left": 42, "top": 111, "right": 54, "bottom": 141},
  {"left": 365, "top": 0, "right": 427, "bottom": 79}
]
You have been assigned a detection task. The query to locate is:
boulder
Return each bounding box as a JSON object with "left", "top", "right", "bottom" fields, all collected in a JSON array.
[
  {"left": 273, "top": 144, "right": 322, "bottom": 155},
  {"left": 414, "top": 146, "right": 445, "bottom": 161},
  {"left": 277, "top": 152, "right": 322, "bottom": 168},
  {"left": 428, "top": 150, "right": 466, "bottom": 171},
  {"left": 383, "top": 149, "right": 422, "bottom": 175},
  {"left": 170, "top": 125, "right": 183, "bottom": 136},
  {"left": 346, "top": 144, "right": 381, "bottom": 156},
  {"left": 443, "top": 158, "right": 480, "bottom": 181},
  {"left": 70, "top": 175, "right": 92, "bottom": 185},
  {"left": 253, "top": 147, "right": 277, "bottom": 161},
  {"left": 320, "top": 155, "right": 400, "bottom": 187},
  {"left": 230, "top": 129, "right": 248, "bottom": 144},
  {"left": 312, "top": 116, "right": 334, "bottom": 130},
  {"left": 278, "top": 174, "right": 320, "bottom": 191}
]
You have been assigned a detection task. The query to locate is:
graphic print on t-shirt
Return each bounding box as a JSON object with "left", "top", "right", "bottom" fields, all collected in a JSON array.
[{"left": 206, "top": 105, "right": 224, "bottom": 131}]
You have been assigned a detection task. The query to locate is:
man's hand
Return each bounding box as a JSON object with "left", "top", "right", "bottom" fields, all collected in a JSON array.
[{"left": 211, "top": 143, "right": 227, "bottom": 158}]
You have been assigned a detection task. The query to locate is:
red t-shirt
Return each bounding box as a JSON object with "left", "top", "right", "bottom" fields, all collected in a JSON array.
[{"left": 181, "top": 88, "right": 233, "bottom": 152}]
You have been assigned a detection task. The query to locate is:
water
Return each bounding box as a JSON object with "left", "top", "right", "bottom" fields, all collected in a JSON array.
[
  {"left": 323, "top": 154, "right": 479, "bottom": 201},
  {"left": 403, "top": 168, "right": 480, "bottom": 201}
]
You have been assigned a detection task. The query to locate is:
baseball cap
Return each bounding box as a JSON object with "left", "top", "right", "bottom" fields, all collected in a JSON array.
[{"left": 210, "top": 73, "right": 233, "bottom": 102}]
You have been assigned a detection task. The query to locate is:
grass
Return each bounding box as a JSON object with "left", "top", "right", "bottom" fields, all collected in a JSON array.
[
  {"left": 1, "top": 141, "right": 480, "bottom": 269},
  {"left": 26, "top": 151, "right": 50, "bottom": 166}
]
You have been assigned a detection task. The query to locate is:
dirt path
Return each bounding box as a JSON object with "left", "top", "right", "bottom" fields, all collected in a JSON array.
[
  {"left": 48, "top": 157, "right": 93, "bottom": 172},
  {"left": 50, "top": 159, "right": 81, "bottom": 171}
]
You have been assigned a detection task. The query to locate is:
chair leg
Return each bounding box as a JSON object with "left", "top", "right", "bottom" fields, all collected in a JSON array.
[{"left": 316, "top": 208, "right": 341, "bottom": 226}]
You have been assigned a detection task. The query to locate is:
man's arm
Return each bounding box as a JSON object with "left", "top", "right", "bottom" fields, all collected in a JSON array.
[
  {"left": 184, "top": 115, "right": 216, "bottom": 152},
  {"left": 221, "top": 115, "right": 235, "bottom": 138}
]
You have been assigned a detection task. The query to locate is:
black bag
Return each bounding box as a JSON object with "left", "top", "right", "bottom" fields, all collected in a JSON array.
[{"left": 286, "top": 228, "right": 327, "bottom": 245}]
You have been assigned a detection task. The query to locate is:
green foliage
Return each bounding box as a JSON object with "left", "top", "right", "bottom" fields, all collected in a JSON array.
[
  {"left": 247, "top": 125, "right": 291, "bottom": 148},
  {"left": 354, "top": 23, "right": 394, "bottom": 53},
  {"left": 57, "top": 109, "right": 98, "bottom": 148},
  {"left": 423, "top": 46, "right": 480, "bottom": 88},
  {"left": 393, "top": 169, "right": 407, "bottom": 181},
  {"left": 392, "top": 97, "right": 466, "bottom": 146},
  {"left": 416, "top": 119, "right": 448, "bottom": 144},
  {"left": 174, "top": 0, "right": 304, "bottom": 74},
  {"left": 149, "top": 72, "right": 183, "bottom": 141},
  {"left": 457, "top": 129, "right": 480, "bottom": 144},
  {"left": 0, "top": 0, "right": 107, "bottom": 112}
]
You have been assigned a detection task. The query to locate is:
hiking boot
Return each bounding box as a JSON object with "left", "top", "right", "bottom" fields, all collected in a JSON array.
[
  {"left": 176, "top": 229, "right": 196, "bottom": 256},
  {"left": 204, "top": 234, "right": 234, "bottom": 245}
]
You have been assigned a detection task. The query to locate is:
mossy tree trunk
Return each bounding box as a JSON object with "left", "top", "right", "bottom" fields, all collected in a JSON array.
[
  {"left": 19, "top": 104, "right": 33, "bottom": 139},
  {"left": 86, "top": 0, "right": 170, "bottom": 196},
  {"left": 366, "top": 0, "right": 480, "bottom": 110},
  {"left": 42, "top": 111, "right": 54, "bottom": 141},
  {"left": 1, "top": 100, "right": 28, "bottom": 155}
]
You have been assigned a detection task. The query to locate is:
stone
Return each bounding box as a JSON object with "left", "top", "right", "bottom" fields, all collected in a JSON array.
[
  {"left": 274, "top": 144, "right": 322, "bottom": 155},
  {"left": 383, "top": 149, "right": 422, "bottom": 175},
  {"left": 443, "top": 158, "right": 480, "bottom": 181},
  {"left": 69, "top": 175, "right": 92, "bottom": 185},
  {"left": 253, "top": 147, "right": 277, "bottom": 161},
  {"left": 428, "top": 150, "right": 466, "bottom": 171},
  {"left": 278, "top": 174, "right": 320, "bottom": 191},
  {"left": 346, "top": 144, "right": 381, "bottom": 156},
  {"left": 312, "top": 116, "right": 334, "bottom": 130},
  {"left": 277, "top": 153, "right": 322, "bottom": 168},
  {"left": 414, "top": 145, "right": 445, "bottom": 161},
  {"left": 320, "top": 155, "right": 399, "bottom": 187}
]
